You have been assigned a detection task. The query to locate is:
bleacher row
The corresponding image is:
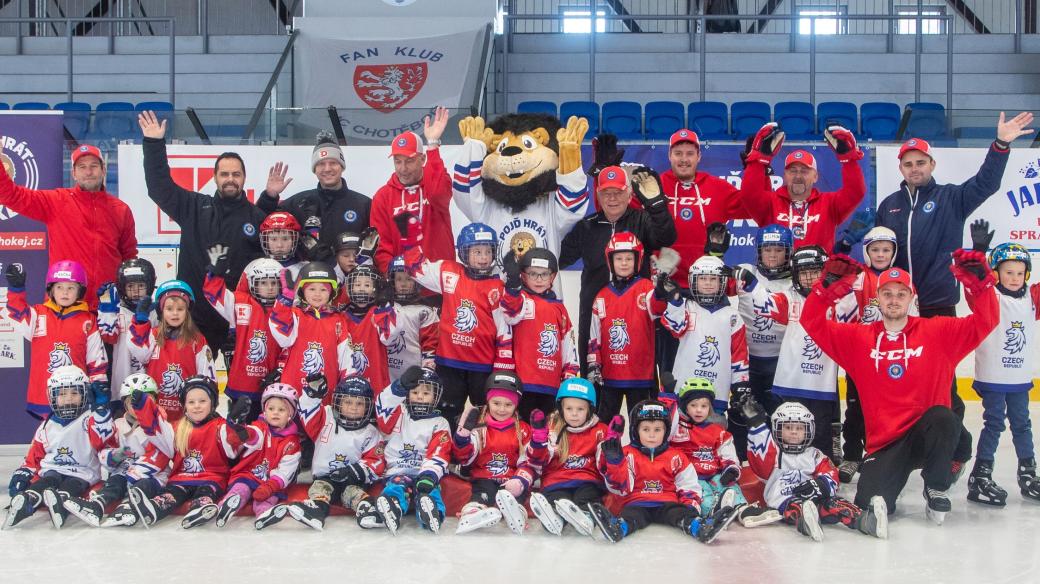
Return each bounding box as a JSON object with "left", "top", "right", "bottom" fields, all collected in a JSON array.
[
  {"left": 0, "top": 100, "right": 174, "bottom": 141},
  {"left": 518, "top": 100, "right": 967, "bottom": 143}
]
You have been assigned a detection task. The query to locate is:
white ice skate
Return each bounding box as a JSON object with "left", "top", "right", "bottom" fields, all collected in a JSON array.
[
  {"left": 495, "top": 490, "right": 528, "bottom": 536},
  {"left": 797, "top": 500, "right": 824, "bottom": 542},
  {"left": 528, "top": 493, "right": 563, "bottom": 535},
  {"left": 455, "top": 502, "right": 503, "bottom": 535},
  {"left": 554, "top": 498, "right": 595, "bottom": 537},
  {"left": 736, "top": 503, "right": 783, "bottom": 528}
]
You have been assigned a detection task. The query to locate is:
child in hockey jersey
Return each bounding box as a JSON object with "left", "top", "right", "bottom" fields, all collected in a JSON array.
[
  {"left": 587, "top": 400, "right": 737, "bottom": 544},
  {"left": 260, "top": 210, "right": 305, "bottom": 278},
  {"left": 666, "top": 377, "right": 781, "bottom": 527},
  {"left": 453, "top": 371, "right": 545, "bottom": 535},
  {"left": 402, "top": 219, "right": 507, "bottom": 425},
  {"left": 740, "top": 396, "right": 887, "bottom": 542},
  {"left": 342, "top": 265, "right": 394, "bottom": 391},
  {"left": 205, "top": 251, "right": 283, "bottom": 422},
  {"left": 127, "top": 376, "right": 261, "bottom": 529},
  {"left": 385, "top": 255, "right": 438, "bottom": 379},
  {"left": 97, "top": 258, "right": 157, "bottom": 401},
  {"left": 128, "top": 280, "right": 215, "bottom": 422},
  {"left": 331, "top": 230, "right": 379, "bottom": 309},
  {"left": 965, "top": 237, "right": 1040, "bottom": 506},
  {"left": 285, "top": 376, "right": 385, "bottom": 531},
  {"left": 587, "top": 232, "right": 665, "bottom": 419},
  {"left": 214, "top": 383, "right": 302, "bottom": 529},
  {"left": 528, "top": 378, "right": 610, "bottom": 536},
  {"left": 269, "top": 261, "right": 354, "bottom": 393},
  {"left": 499, "top": 247, "right": 579, "bottom": 417},
  {"left": 5, "top": 366, "right": 114, "bottom": 530},
  {"left": 363, "top": 366, "right": 452, "bottom": 534},
  {"left": 2, "top": 260, "right": 108, "bottom": 418},
  {"left": 63, "top": 373, "right": 171, "bottom": 528}
]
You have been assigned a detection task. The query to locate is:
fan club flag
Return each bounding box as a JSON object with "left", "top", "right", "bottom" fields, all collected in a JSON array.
[
  {"left": 0, "top": 111, "right": 64, "bottom": 443},
  {"left": 295, "top": 27, "right": 485, "bottom": 141}
]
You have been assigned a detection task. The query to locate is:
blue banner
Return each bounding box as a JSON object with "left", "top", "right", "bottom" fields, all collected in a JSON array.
[{"left": 0, "top": 112, "right": 65, "bottom": 443}]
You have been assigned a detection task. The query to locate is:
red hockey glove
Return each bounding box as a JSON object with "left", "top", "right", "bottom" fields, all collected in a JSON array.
[
  {"left": 823, "top": 125, "right": 863, "bottom": 162},
  {"left": 744, "top": 122, "right": 785, "bottom": 166}
]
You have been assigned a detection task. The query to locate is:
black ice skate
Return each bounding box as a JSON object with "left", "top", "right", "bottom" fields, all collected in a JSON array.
[
  {"left": 42, "top": 489, "right": 69, "bottom": 530},
  {"left": 967, "top": 461, "right": 1008, "bottom": 507},
  {"left": 586, "top": 502, "right": 625, "bottom": 543},
  {"left": 3, "top": 490, "right": 42, "bottom": 530},
  {"left": 923, "top": 486, "right": 951, "bottom": 525},
  {"left": 288, "top": 500, "right": 328, "bottom": 531},
  {"left": 100, "top": 501, "right": 138, "bottom": 528},
  {"left": 416, "top": 493, "right": 443, "bottom": 534},
  {"left": 1018, "top": 458, "right": 1040, "bottom": 502},
  {"left": 63, "top": 494, "right": 106, "bottom": 528},
  {"left": 375, "top": 494, "right": 403, "bottom": 536},
  {"left": 215, "top": 493, "right": 242, "bottom": 528},
  {"left": 181, "top": 498, "right": 218, "bottom": 529},
  {"left": 254, "top": 504, "right": 287, "bottom": 530}
]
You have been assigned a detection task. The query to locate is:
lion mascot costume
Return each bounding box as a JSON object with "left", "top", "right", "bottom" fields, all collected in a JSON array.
[{"left": 452, "top": 113, "right": 590, "bottom": 288}]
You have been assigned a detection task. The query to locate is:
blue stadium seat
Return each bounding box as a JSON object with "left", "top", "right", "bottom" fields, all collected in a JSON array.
[
  {"left": 601, "top": 101, "right": 642, "bottom": 140},
  {"left": 0, "top": 103, "right": 10, "bottom": 110},
  {"left": 12, "top": 101, "right": 50, "bottom": 110},
  {"left": 516, "top": 101, "right": 557, "bottom": 116},
  {"left": 774, "top": 101, "right": 816, "bottom": 139},
  {"left": 54, "top": 101, "right": 92, "bottom": 140},
  {"left": 92, "top": 102, "right": 136, "bottom": 140},
  {"left": 687, "top": 102, "right": 730, "bottom": 140},
  {"left": 644, "top": 101, "right": 684, "bottom": 140},
  {"left": 860, "top": 102, "right": 901, "bottom": 141},
  {"left": 136, "top": 100, "right": 174, "bottom": 128},
  {"left": 559, "top": 101, "right": 600, "bottom": 137},
  {"left": 816, "top": 101, "right": 858, "bottom": 133},
  {"left": 905, "top": 102, "right": 949, "bottom": 140},
  {"left": 730, "top": 101, "right": 771, "bottom": 138}
]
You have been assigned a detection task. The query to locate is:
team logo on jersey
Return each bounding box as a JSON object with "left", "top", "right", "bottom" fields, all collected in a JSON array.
[
  {"left": 752, "top": 297, "right": 777, "bottom": 331},
  {"left": 386, "top": 333, "right": 406, "bottom": 356},
  {"left": 922, "top": 201, "right": 936, "bottom": 214},
  {"left": 802, "top": 335, "right": 822, "bottom": 360},
  {"left": 562, "top": 454, "right": 590, "bottom": 470},
  {"left": 486, "top": 452, "right": 509, "bottom": 477},
  {"left": 453, "top": 299, "right": 478, "bottom": 333},
  {"left": 47, "top": 342, "right": 73, "bottom": 372},
  {"left": 350, "top": 341, "right": 370, "bottom": 374},
  {"left": 247, "top": 330, "right": 268, "bottom": 365},
  {"left": 538, "top": 323, "right": 559, "bottom": 358},
  {"left": 641, "top": 480, "right": 663, "bottom": 494},
  {"left": 752, "top": 313, "right": 774, "bottom": 332},
  {"left": 608, "top": 319, "right": 630, "bottom": 352},
  {"left": 887, "top": 363, "right": 905, "bottom": 380},
  {"left": 329, "top": 454, "right": 350, "bottom": 470},
  {"left": 182, "top": 449, "right": 204, "bottom": 474},
  {"left": 53, "top": 446, "right": 78, "bottom": 466},
  {"left": 302, "top": 342, "right": 325, "bottom": 376},
  {"left": 159, "top": 364, "right": 184, "bottom": 396},
  {"left": 400, "top": 443, "right": 422, "bottom": 467},
  {"left": 1004, "top": 321, "right": 1026, "bottom": 354},
  {"left": 697, "top": 336, "right": 721, "bottom": 368},
  {"left": 243, "top": 223, "right": 256, "bottom": 237},
  {"left": 251, "top": 458, "right": 271, "bottom": 480},
  {"left": 862, "top": 298, "right": 882, "bottom": 324},
  {"left": 344, "top": 210, "right": 358, "bottom": 223}
]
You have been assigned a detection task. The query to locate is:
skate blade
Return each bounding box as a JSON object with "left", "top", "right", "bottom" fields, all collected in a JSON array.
[
  {"left": 870, "top": 496, "right": 889, "bottom": 540},
  {"left": 925, "top": 507, "right": 947, "bottom": 526},
  {"left": 127, "top": 489, "right": 152, "bottom": 530},
  {"left": 529, "top": 494, "right": 563, "bottom": 536},
  {"left": 701, "top": 506, "right": 739, "bottom": 544},
  {"left": 215, "top": 494, "right": 242, "bottom": 528},
  {"left": 288, "top": 505, "right": 326, "bottom": 532},
  {"left": 455, "top": 508, "right": 502, "bottom": 535},
  {"left": 376, "top": 497, "right": 400, "bottom": 536},
  {"left": 42, "top": 490, "right": 64, "bottom": 530},
  {"left": 63, "top": 501, "right": 102, "bottom": 528},
  {"left": 800, "top": 500, "right": 824, "bottom": 542},
  {"left": 555, "top": 500, "right": 594, "bottom": 537},
  {"left": 255, "top": 505, "right": 287, "bottom": 530},
  {"left": 181, "top": 504, "right": 218, "bottom": 529},
  {"left": 495, "top": 491, "right": 527, "bottom": 536}
]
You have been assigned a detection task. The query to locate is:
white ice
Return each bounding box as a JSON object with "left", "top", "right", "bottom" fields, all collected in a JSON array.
[{"left": 1, "top": 402, "right": 1038, "bottom": 584}]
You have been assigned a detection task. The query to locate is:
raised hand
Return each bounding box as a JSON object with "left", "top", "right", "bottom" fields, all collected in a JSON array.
[
  {"left": 207, "top": 244, "right": 230, "bottom": 276},
  {"left": 996, "top": 111, "right": 1035, "bottom": 144},
  {"left": 969, "top": 218, "right": 994, "bottom": 252},
  {"left": 137, "top": 110, "right": 167, "bottom": 139},
  {"left": 423, "top": 106, "right": 450, "bottom": 144},
  {"left": 265, "top": 162, "right": 293, "bottom": 198},
  {"left": 557, "top": 116, "right": 590, "bottom": 148},
  {"left": 4, "top": 262, "right": 26, "bottom": 289},
  {"left": 458, "top": 116, "right": 494, "bottom": 149}
]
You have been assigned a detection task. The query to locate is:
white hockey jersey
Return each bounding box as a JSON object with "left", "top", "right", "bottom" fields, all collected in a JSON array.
[
  {"left": 102, "top": 416, "right": 171, "bottom": 486},
  {"left": 374, "top": 388, "right": 452, "bottom": 482},
  {"left": 97, "top": 306, "right": 157, "bottom": 400},
  {"left": 662, "top": 298, "right": 750, "bottom": 410},
  {"left": 735, "top": 264, "right": 792, "bottom": 359},
  {"left": 385, "top": 302, "right": 439, "bottom": 381},
  {"left": 973, "top": 285, "right": 1040, "bottom": 393},
  {"left": 746, "top": 422, "right": 840, "bottom": 509},
  {"left": 299, "top": 393, "right": 386, "bottom": 481},
  {"left": 21, "top": 408, "right": 115, "bottom": 484}
]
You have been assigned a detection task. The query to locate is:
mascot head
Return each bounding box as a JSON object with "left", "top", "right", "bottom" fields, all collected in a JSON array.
[{"left": 479, "top": 113, "right": 563, "bottom": 213}]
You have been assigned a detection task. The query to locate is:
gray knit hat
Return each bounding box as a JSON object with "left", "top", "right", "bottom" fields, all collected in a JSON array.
[{"left": 312, "top": 130, "right": 345, "bottom": 171}]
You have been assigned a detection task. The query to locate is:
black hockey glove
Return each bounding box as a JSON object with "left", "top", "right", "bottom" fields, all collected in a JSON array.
[
  {"left": 329, "top": 462, "right": 368, "bottom": 487},
  {"left": 227, "top": 397, "right": 253, "bottom": 425},
  {"left": 793, "top": 477, "right": 833, "bottom": 502},
  {"left": 970, "top": 218, "right": 994, "bottom": 253},
  {"left": 304, "top": 373, "right": 328, "bottom": 400}
]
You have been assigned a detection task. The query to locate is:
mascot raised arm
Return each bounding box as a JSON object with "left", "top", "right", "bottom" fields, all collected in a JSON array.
[{"left": 452, "top": 113, "right": 590, "bottom": 288}]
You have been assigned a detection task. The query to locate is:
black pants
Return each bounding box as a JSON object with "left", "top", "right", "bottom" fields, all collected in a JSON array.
[
  {"left": 435, "top": 364, "right": 490, "bottom": 429},
  {"left": 542, "top": 483, "right": 606, "bottom": 506},
  {"left": 855, "top": 406, "right": 961, "bottom": 513},
  {"left": 655, "top": 321, "right": 679, "bottom": 380},
  {"left": 598, "top": 385, "right": 653, "bottom": 420},
  {"left": 96, "top": 473, "right": 161, "bottom": 504},
  {"left": 620, "top": 502, "right": 697, "bottom": 534},
  {"left": 748, "top": 355, "right": 781, "bottom": 413},
  {"left": 27, "top": 471, "right": 90, "bottom": 499},
  {"left": 519, "top": 392, "right": 556, "bottom": 420},
  {"left": 780, "top": 396, "right": 840, "bottom": 459},
  {"left": 918, "top": 305, "right": 973, "bottom": 464},
  {"left": 151, "top": 483, "right": 221, "bottom": 522},
  {"left": 843, "top": 375, "right": 866, "bottom": 463},
  {"left": 469, "top": 478, "right": 529, "bottom": 505}
]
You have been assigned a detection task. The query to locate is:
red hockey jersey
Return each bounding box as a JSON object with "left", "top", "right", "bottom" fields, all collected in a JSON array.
[
  {"left": 453, "top": 417, "right": 537, "bottom": 486},
  {"left": 537, "top": 419, "right": 609, "bottom": 491},
  {"left": 498, "top": 288, "right": 579, "bottom": 395},
  {"left": 344, "top": 306, "right": 394, "bottom": 393},
  {"left": 269, "top": 302, "right": 355, "bottom": 397},
  {"left": 228, "top": 419, "right": 301, "bottom": 494},
  {"left": 598, "top": 444, "right": 703, "bottom": 508},
  {"left": 204, "top": 273, "right": 281, "bottom": 400},
  {"left": 588, "top": 278, "right": 664, "bottom": 388},
  {"left": 128, "top": 321, "right": 215, "bottom": 422}
]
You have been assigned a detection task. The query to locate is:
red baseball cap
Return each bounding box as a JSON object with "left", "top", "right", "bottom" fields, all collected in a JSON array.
[
  {"left": 878, "top": 267, "right": 914, "bottom": 292},
  {"left": 669, "top": 129, "right": 700, "bottom": 148},
  {"left": 71, "top": 144, "right": 104, "bottom": 166},
  {"left": 389, "top": 132, "right": 423, "bottom": 158},
  {"left": 784, "top": 150, "right": 817, "bottom": 170},
  {"left": 596, "top": 166, "right": 628, "bottom": 193},
  {"left": 898, "top": 138, "right": 932, "bottom": 159}
]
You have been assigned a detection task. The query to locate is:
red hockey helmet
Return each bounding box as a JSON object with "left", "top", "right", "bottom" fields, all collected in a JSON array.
[
  {"left": 260, "top": 211, "right": 301, "bottom": 261},
  {"left": 604, "top": 231, "right": 644, "bottom": 278}
]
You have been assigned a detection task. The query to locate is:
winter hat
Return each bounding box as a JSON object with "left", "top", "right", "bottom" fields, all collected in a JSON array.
[{"left": 312, "top": 130, "right": 346, "bottom": 171}]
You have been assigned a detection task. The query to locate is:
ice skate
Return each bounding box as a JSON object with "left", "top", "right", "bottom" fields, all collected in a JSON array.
[
  {"left": 355, "top": 499, "right": 383, "bottom": 530},
  {"left": 528, "top": 493, "right": 563, "bottom": 535},
  {"left": 215, "top": 493, "right": 242, "bottom": 527},
  {"left": 455, "top": 502, "right": 502, "bottom": 535},
  {"left": 127, "top": 486, "right": 156, "bottom": 529},
  {"left": 42, "top": 489, "right": 68, "bottom": 530},
  {"left": 63, "top": 494, "right": 105, "bottom": 528},
  {"left": 923, "top": 486, "right": 951, "bottom": 525},
  {"left": 737, "top": 503, "right": 782, "bottom": 527},
  {"left": 691, "top": 505, "right": 738, "bottom": 544},
  {"left": 254, "top": 504, "right": 287, "bottom": 530},
  {"left": 586, "top": 502, "right": 625, "bottom": 543},
  {"left": 1017, "top": 458, "right": 1040, "bottom": 502},
  {"left": 375, "top": 494, "right": 403, "bottom": 536},
  {"left": 181, "top": 498, "right": 218, "bottom": 529},
  {"left": 416, "top": 494, "right": 443, "bottom": 534},
  {"left": 838, "top": 460, "right": 860, "bottom": 484},
  {"left": 791, "top": 500, "right": 823, "bottom": 542},
  {"left": 100, "top": 502, "right": 138, "bottom": 527},
  {"left": 555, "top": 498, "right": 595, "bottom": 537},
  {"left": 288, "top": 500, "right": 327, "bottom": 531},
  {"left": 3, "top": 490, "right": 41, "bottom": 530},
  {"left": 967, "top": 462, "right": 1008, "bottom": 507},
  {"left": 495, "top": 490, "right": 527, "bottom": 535},
  {"left": 855, "top": 495, "right": 888, "bottom": 539}
]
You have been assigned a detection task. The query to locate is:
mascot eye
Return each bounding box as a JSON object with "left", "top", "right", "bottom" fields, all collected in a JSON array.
[
  {"left": 521, "top": 136, "right": 537, "bottom": 150},
  {"left": 496, "top": 138, "right": 509, "bottom": 154}
]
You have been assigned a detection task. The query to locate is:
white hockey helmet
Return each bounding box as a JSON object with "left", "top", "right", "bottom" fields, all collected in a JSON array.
[
  {"left": 119, "top": 373, "right": 158, "bottom": 400},
  {"left": 687, "top": 255, "right": 729, "bottom": 306},
  {"left": 771, "top": 401, "right": 816, "bottom": 454}
]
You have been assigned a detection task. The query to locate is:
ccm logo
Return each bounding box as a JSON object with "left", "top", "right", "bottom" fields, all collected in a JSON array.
[{"left": 0, "top": 231, "right": 46, "bottom": 250}]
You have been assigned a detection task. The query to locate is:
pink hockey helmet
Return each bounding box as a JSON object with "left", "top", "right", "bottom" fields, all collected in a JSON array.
[
  {"left": 261, "top": 383, "right": 299, "bottom": 418},
  {"left": 46, "top": 260, "right": 88, "bottom": 299}
]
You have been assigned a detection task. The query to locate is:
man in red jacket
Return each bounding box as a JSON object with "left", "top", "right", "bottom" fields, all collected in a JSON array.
[
  {"left": 741, "top": 123, "right": 866, "bottom": 250},
  {"left": 370, "top": 106, "right": 453, "bottom": 273},
  {"left": 0, "top": 144, "right": 136, "bottom": 310},
  {"left": 800, "top": 251, "right": 998, "bottom": 525}
]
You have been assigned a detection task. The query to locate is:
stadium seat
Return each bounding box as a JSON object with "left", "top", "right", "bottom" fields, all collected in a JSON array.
[
  {"left": 730, "top": 101, "right": 771, "bottom": 138},
  {"left": 774, "top": 101, "right": 816, "bottom": 139},
  {"left": 516, "top": 101, "right": 557, "bottom": 116},
  {"left": 644, "top": 101, "right": 684, "bottom": 140},
  {"left": 687, "top": 101, "right": 730, "bottom": 140},
  {"left": 816, "top": 101, "right": 858, "bottom": 133},
  {"left": 0, "top": 103, "right": 9, "bottom": 110},
  {"left": 137, "top": 100, "right": 175, "bottom": 129},
  {"left": 93, "top": 101, "right": 136, "bottom": 140},
  {"left": 601, "top": 101, "right": 642, "bottom": 140},
  {"left": 860, "top": 102, "right": 901, "bottom": 141},
  {"left": 54, "top": 101, "right": 92, "bottom": 140},
  {"left": 559, "top": 101, "right": 600, "bottom": 137},
  {"left": 12, "top": 101, "right": 50, "bottom": 110},
  {"left": 905, "top": 102, "right": 949, "bottom": 140}
]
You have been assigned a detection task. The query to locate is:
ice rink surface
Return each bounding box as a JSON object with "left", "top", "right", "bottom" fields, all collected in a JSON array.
[{"left": 0, "top": 402, "right": 1037, "bottom": 584}]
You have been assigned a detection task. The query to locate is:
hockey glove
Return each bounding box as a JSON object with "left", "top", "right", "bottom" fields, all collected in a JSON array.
[
  {"left": 278, "top": 268, "right": 296, "bottom": 306},
  {"left": 503, "top": 256, "right": 523, "bottom": 292},
  {"left": 951, "top": 248, "right": 994, "bottom": 293},
  {"left": 107, "top": 447, "right": 135, "bottom": 468},
  {"left": 792, "top": 477, "right": 832, "bottom": 502},
  {"left": 359, "top": 227, "right": 380, "bottom": 259},
  {"left": 415, "top": 471, "right": 439, "bottom": 495},
  {"left": 8, "top": 467, "right": 33, "bottom": 497},
  {"left": 134, "top": 297, "right": 154, "bottom": 324},
  {"left": 90, "top": 381, "right": 111, "bottom": 407},
  {"left": 259, "top": 368, "right": 282, "bottom": 391},
  {"left": 3, "top": 262, "right": 26, "bottom": 289},
  {"left": 586, "top": 364, "right": 603, "bottom": 386},
  {"left": 227, "top": 422, "right": 251, "bottom": 443},
  {"left": 730, "top": 266, "right": 757, "bottom": 291},
  {"left": 823, "top": 125, "right": 863, "bottom": 161},
  {"left": 840, "top": 208, "right": 875, "bottom": 249},
  {"left": 329, "top": 462, "right": 368, "bottom": 487},
  {"left": 304, "top": 373, "right": 328, "bottom": 400},
  {"left": 529, "top": 409, "right": 549, "bottom": 444},
  {"left": 631, "top": 167, "right": 666, "bottom": 210},
  {"left": 253, "top": 480, "right": 279, "bottom": 502},
  {"left": 502, "top": 478, "right": 527, "bottom": 498},
  {"left": 399, "top": 365, "right": 424, "bottom": 393},
  {"left": 739, "top": 395, "right": 768, "bottom": 428},
  {"left": 207, "top": 244, "right": 230, "bottom": 277},
  {"left": 822, "top": 254, "right": 863, "bottom": 288},
  {"left": 654, "top": 273, "right": 682, "bottom": 304},
  {"left": 704, "top": 222, "right": 731, "bottom": 258},
  {"left": 970, "top": 218, "right": 994, "bottom": 253},
  {"left": 395, "top": 212, "right": 423, "bottom": 250},
  {"left": 456, "top": 407, "right": 483, "bottom": 439},
  {"left": 227, "top": 397, "right": 253, "bottom": 425},
  {"left": 601, "top": 437, "right": 624, "bottom": 465},
  {"left": 97, "top": 282, "right": 121, "bottom": 314},
  {"left": 607, "top": 415, "right": 626, "bottom": 440},
  {"left": 719, "top": 466, "right": 741, "bottom": 487},
  {"left": 745, "top": 122, "right": 786, "bottom": 166},
  {"left": 589, "top": 133, "right": 625, "bottom": 179}
]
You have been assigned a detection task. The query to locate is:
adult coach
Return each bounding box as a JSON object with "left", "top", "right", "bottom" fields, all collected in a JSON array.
[
  {"left": 258, "top": 132, "right": 371, "bottom": 264},
  {"left": 800, "top": 253, "right": 998, "bottom": 524},
  {"left": 138, "top": 111, "right": 265, "bottom": 350},
  {"left": 0, "top": 144, "right": 136, "bottom": 310}
]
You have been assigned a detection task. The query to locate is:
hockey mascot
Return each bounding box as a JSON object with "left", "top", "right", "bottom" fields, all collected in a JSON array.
[{"left": 452, "top": 113, "right": 591, "bottom": 285}]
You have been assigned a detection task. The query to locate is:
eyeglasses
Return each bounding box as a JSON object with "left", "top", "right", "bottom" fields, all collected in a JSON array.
[{"left": 523, "top": 271, "right": 553, "bottom": 281}]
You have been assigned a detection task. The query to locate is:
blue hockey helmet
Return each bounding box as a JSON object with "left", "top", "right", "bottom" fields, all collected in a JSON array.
[
  {"left": 989, "top": 242, "right": 1032, "bottom": 281},
  {"left": 756, "top": 224, "right": 793, "bottom": 278},
  {"left": 456, "top": 222, "right": 499, "bottom": 276}
]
